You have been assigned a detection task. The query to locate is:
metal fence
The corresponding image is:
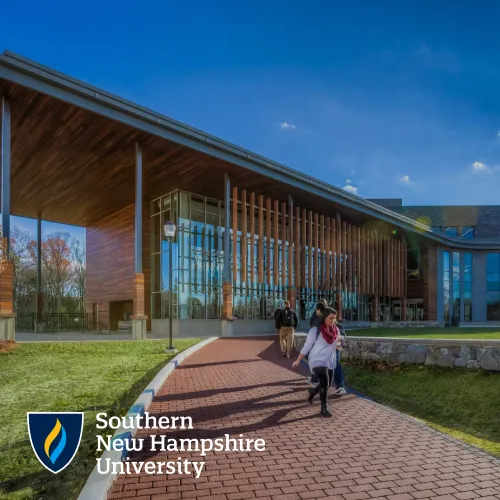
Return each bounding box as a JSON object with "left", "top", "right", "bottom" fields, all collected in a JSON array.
[
  {"left": 15, "top": 313, "right": 35, "bottom": 332},
  {"left": 15, "top": 313, "right": 89, "bottom": 333}
]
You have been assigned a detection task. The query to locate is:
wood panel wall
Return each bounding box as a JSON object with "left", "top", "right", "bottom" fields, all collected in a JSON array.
[
  {"left": 87, "top": 204, "right": 135, "bottom": 329},
  {"left": 227, "top": 187, "right": 407, "bottom": 301}
]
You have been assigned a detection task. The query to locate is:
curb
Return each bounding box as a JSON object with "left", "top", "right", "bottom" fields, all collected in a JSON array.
[{"left": 77, "top": 336, "right": 219, "bottom": 500}]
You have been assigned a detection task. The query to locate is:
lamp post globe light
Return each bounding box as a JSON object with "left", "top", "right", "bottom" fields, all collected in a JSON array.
[{"left": 163, "top": 221, "right": 178, "bottom": 355}]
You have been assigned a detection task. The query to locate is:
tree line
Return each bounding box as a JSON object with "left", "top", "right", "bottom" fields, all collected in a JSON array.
[{"left": 10, "top": 226, "right": 86, "bottom": 314}]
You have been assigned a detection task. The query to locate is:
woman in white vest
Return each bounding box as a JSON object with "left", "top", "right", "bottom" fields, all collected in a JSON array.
[{"left": 292, "top": 307, "right": 339, "bottom": 417}]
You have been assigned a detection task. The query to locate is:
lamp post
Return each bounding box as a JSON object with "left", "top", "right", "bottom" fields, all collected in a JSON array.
[{"left": 164, "top": 221, "right": 178, "bottom": 354}]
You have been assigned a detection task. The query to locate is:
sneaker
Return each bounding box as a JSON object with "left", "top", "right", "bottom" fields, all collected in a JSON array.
[
  {"left": 282, "top": 352, "right": 287, "bottom": 357},
  {"left": 336, "top": 387, "right": 347, "bottom": 396}
]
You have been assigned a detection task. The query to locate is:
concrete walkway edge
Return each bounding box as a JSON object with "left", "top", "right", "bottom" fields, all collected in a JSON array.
[{"left": 77, "top": 336, "right": 219, "bottom": 500}]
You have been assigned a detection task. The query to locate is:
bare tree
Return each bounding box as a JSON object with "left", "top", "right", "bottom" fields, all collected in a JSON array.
[
  {"left": 8, "top": 225, "right": 87, "bottom": 315},
  {"left": 10, "top": 226, "right": 37, "bottom": 312},
  {"left": 41, "top": 232, "right": 73, "bottom": 313},
  {"left": 69, "top": 237, "right": 86, "bottom": 312}
]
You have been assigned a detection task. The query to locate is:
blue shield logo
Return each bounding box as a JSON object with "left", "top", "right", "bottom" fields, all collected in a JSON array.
[{"left": 27, "top": 412, "right": 84, "bottom": 474}]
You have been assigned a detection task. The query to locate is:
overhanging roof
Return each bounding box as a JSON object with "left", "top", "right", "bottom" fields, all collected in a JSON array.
[{"left": 1, "top": 50, "right": 499, "bottom": 250}]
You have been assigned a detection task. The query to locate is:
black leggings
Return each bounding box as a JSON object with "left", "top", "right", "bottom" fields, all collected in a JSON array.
[{"left": 312, "top": 366, "right": 334, "bottom": 391}]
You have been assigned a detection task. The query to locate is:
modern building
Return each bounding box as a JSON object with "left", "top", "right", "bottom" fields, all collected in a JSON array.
[{"left": 1, "top": 51, "right": 500, "bottom": 339}]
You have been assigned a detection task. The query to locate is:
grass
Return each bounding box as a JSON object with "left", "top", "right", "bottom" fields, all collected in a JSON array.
[
  {"left": 349, "top": 327, "right": 500, "bottom": 340},
  {"left": 344, "top": 360, "right": 500, "bottom": 457},
  {"left": 0, "top": 338, "right": 200, "bottom": 500}
]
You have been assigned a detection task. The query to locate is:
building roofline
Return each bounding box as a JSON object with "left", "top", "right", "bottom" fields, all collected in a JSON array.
[{"left": 1, "top": 50, "right": 499, "bottom": 250}]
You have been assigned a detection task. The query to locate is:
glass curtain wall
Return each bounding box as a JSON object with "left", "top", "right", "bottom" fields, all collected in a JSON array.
[
  {"left": 486, "top": 253, "right": 500, "bottom": 321},
  {"left": 151, "top": 189, "right": 374, "bottom": 322},
  {"left": 443, "top": 251, "right": 450, "bottom": 323},
  {"left": 463, "top": 253, "right": 472, "bottom": 321},
  {"left": 452, "top": 252, "right": 460, "bottom": 325},
  {"left": 443, "top": 250, "right": 473, "bottom": 324},
  {"left": 150, "top": 191, "right": 224, "bottom": 320}
]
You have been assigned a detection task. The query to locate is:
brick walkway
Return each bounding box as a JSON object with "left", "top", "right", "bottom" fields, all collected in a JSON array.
[{"left": 109, "top": 337, "right": 500, "bottom": 500}]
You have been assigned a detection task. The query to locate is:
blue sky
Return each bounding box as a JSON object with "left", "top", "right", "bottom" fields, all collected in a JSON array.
[{"left": 2, "top": 0, "right": 500, "bottom": 241}]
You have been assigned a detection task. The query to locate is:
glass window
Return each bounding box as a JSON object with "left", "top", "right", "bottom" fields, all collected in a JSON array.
[
  {"left": 463, "top": 253, "right": 472, "bottom": 280},
  {"left": 443, "top": 250, "right": 450, "bottom": 270},
  {"left": 487, "top": 253, "right": 500, "bottom": 274},
  {"left": 151, "top": 214, "right": 161, "bottom": 254},
  {"left": 152, "top": 253, "right": 161, "bottom": 292},
  {"left": 444, "top": 226, "right": 458, "bottom": 237},
  {"left": 487, "top": 291, "right": 500, "bottom": 321},
  {"left": 407, "top": 248, "right": 420, "bottom": 280},
  {"left": 431, "top": 226, "right": 442, "bottom": 233},
  {"left": 486, "top": 254, "right": 500, "bottom": 320},
  {"left": 162, "top": 194, "right": 171, "bottom": 211},
  {"left": 462, "top": 226, "right": 474, "bottom": 239},
  {"left": 151, "top": 199, "right": 161, "bottom": 215},
  {"left": 152, "top": 293, "right": 161, "bottom": 319},
  {"left": 191, "top": 196, "right": 205, "bottom": 212},
  {"left": 179, "top": 191, "right": 189, "bottom": 222},
  {"left": 453, "top": 252, "right": 460, "bottom": 277},
  {"left": 487, "top": 280, "right": 500, "bottom": 291},
  {"left": 443, "top": 251, "right": 450, "bottom": 323}
]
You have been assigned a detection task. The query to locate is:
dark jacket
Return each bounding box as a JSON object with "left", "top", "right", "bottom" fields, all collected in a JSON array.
[{"left": 275, "top": 307, "right": 299, "bottom": 329}]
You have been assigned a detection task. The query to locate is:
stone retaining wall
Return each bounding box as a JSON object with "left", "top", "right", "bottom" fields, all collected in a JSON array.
[{"left": 294, "top": 335, "right": 500, "bottom": 371}]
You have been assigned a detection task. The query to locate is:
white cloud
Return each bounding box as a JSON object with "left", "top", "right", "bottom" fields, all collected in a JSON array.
[
  {"left": 280, "top": 121, "right": 296, "bottom": 130},
  {"left": 497, "top": 131, "right": 500, "bottom": 137},
  {"left": 472, "top": 161, "right": 488, "bottom": 172},
  {"left": 400, "top": 175, "right": 411, "bottom": 183},
  {"left": 345, "top": 179, "right": 352, "bottom": 184},
  {"left": 342, "top": 184, "right": 359, "bottom": 195}
]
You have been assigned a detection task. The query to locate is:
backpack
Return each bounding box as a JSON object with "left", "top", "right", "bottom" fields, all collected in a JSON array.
[{"left": 280, "top": 308, "right": 294, "bottom": 327}]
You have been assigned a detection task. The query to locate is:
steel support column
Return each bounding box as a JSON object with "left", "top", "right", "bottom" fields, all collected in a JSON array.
[
  {"left": 134, "top": 143, "right": 143, "bottom": 274},
  {"left": 132, "top": 142, "right": 146, "bottom": 338},
  {"left": 222, "top": 173, "right": 233, "bottom": 319},
  {"left": 223, "top": 173, "right": 231, "bottom": 284},
  {"left": 36, "top": 214, "right": 43, "bottom": 330},
  {"left": 1, "top": 97, "right": 11, "bottom": 253},
  {"left": 0, "top": 96, "right": 15, "bottom": 340}
]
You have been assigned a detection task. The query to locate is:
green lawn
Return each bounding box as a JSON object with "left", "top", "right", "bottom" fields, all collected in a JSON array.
[
  {"left": 349, "top": 327, "right": 500, "bottom": 340},
  {"left": 0, "top": 339, "right": 200, "bottom": 500},
  {"left": 344, "top": 360, "right": 500, "bottom": 457}
]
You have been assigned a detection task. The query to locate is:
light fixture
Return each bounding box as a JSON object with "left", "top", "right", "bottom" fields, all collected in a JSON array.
[{"left": 164, "top": 221, "right": 176, "bottom": 240}]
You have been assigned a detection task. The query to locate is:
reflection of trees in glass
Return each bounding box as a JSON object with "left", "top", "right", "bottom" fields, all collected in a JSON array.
[{"left": 10, "top": 226, "right": 86, "bottom": 313}]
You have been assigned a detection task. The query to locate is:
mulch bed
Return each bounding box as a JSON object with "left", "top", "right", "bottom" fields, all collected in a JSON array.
[{"left": 0, "top": 340, "right": 17, "bottom": 354}]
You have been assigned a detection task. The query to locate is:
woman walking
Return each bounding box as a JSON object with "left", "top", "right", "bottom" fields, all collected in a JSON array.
[{"left": 292, "top": 307, "right": 339, "bottom": 417}]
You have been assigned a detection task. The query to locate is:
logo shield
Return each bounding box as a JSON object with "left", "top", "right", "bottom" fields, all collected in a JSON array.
[{"left": 27, "top": 412, "right": 84, "bottom": 474}]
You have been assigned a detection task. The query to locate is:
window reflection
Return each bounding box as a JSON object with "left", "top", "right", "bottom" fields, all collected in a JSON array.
[
  {"left": 462, "top": 226, "right": 474, "bottom": 239},
  {"left": 487, "top": 253, "right": 500, "bottom": 321},
  {"left": 151, "top": 189, "right": 396, "bottom": 323}
]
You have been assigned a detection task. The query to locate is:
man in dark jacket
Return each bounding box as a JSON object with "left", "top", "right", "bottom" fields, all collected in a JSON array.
[{"left": 275, "top": 300, "right": 299, "bottom": 358}]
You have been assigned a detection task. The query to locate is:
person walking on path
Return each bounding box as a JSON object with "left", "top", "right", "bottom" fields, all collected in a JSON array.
[
  {"left": 275, "top": 300, "right": 299, "bottom": 358},
  {"left": 306, "top": 301, "right": 327, "bottom": 386},
  {"left": 292, "top": 307, "right": 339, "bottom": 417}
]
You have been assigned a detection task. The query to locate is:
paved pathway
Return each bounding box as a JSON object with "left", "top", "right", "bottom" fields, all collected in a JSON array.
[{"left": 109, "top": 337, "right": 500, "bottom": 500}]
